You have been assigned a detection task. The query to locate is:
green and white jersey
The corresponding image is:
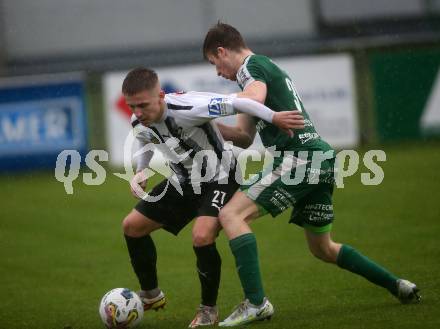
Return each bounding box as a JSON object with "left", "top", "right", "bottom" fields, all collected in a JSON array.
[{"left": 236, "top": 54, "right": 333, "bottom": 154}]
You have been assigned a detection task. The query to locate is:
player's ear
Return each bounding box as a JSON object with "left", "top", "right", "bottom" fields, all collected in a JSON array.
[
  {"left": 159, "top": 90, "right": 165, "bottom": 99},
  {"left": 217, "top": 47, "right": 226, "bottom": 57}
]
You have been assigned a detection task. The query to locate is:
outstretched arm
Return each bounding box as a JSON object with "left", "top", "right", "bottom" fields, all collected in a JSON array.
[
  {"left": 186, "top": 91, "right": 304, "bottom": 141},
  {"left": 230, "top": 97, "right": 304, "bottom": 137}
]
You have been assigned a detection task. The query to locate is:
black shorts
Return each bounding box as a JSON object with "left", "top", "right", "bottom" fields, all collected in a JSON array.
[{"left": 135, "top": 178, "right": 239, "bottom": 235}]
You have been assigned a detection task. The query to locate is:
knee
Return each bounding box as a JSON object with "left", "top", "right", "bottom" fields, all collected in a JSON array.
[
  {"left": 309, "top": 241, "right": 340, "bottom": 263},
  {"left": 309, "top": 245, "right": 333, "bottom": 263},
  {"left": 192, "top": 228, "right": 217, "bottom": 247},
  {"left": 122, "top": 215, "right": 136, "bottom": 236},
  {"left": 218, "top": 206, "right": 236, "bottom": 227},
  {"left": 122, "top": 213, "right": 148, "bottom": 237}
]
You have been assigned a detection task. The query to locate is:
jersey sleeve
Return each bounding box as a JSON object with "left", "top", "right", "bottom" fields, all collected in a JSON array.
[
  {"left": 206, "top": 95, "right": 237, "bottom": 117},
  {"left": 179, "top": 94, "right": 277, "bottom": 125},
  {"left": 179, "top": 95, "right": 237, "bottom": 125},
  {"left": 237, "top": 57, "right": 268, "bottom": 90}
]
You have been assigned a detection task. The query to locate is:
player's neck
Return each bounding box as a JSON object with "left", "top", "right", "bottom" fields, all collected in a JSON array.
[
  {"left": 237, "top": 49, "right": 254, "bottom": 65},
  {"left": 157, "top": 100, "right": 167, "bottom": 123}
]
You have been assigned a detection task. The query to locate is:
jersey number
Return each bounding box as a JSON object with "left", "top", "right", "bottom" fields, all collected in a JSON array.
[
  {"left": 285, "top": 78, "right": 303, "bottom": 112},
  {"left": 212, "top": 190, "right": 227, "bottom": 210}
]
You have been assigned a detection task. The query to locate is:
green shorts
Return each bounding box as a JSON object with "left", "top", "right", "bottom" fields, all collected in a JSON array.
[{"left": 243, "top": 154, "right": 335, "bottom": 234}]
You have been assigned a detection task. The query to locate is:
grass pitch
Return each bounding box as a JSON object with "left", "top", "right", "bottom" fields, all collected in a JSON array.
[{"left": 1, "top": 142, "right": 439, "bottom": 329}]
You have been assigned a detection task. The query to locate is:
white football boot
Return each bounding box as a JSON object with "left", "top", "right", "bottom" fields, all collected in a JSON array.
[
  {"left": 219, "top": 298, "right": 274, "bottom": 327},
  {"left": 396, "top": 279, "right": 421, "bottom": 304}
]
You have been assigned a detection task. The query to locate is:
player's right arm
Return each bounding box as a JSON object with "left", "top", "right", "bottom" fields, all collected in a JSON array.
[
  {"left": 201, "top": 94, "right": 303, "bottom": 146},
  {"left": 130, "top": 131, "right": 154, "bottom": 199}
]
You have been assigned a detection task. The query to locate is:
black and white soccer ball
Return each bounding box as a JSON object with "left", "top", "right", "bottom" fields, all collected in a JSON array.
[{"left": 99, "top": 288, "right": 144, "bottom": 328}]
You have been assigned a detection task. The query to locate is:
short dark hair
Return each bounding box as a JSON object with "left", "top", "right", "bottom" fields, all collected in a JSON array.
[
  {"left": 202, "top": 22, "right": 247, "bottom": 59},
  {"left": 122, "top": 67, "right": 158, "bottom": 95}
]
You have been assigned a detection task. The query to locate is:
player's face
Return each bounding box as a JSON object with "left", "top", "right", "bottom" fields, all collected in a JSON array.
[
  {"left": 207, "top": 48, "right": 238, "bottom": 81},
  {"left": 124, "top": 86, "right": 165, "bottom": 126}
]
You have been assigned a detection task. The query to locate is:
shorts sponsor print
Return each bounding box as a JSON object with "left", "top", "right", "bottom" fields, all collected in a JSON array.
[{"left": 244, "top": 153, "right": 335, "bottom": 231}]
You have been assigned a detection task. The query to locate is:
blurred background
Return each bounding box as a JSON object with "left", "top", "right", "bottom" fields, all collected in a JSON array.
[{"left": 1, "top": 1, "right": 439, "bottom": 328}]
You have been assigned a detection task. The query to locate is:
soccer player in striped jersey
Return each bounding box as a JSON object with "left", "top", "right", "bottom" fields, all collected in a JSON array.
[
  {"left": 202, "top": 22, "right": 420, "bottom": 327},
  {"left": 121, "top": 67, "right": 304, "bottom": 328}
]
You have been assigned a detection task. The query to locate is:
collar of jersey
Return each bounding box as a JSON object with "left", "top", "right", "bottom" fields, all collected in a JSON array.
[
  {"left": 242, "top": 53, "right": 254, "bottom": 65},
  {"left": 236, "top": 54, "right": 254, "bottom": 82}
]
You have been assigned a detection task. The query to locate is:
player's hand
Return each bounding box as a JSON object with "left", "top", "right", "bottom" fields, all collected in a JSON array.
[
  {"left": 130, "top": 171, "right": 147, "bottom": 199},
  {"left": 272, "top": 110, "right": 304, "bottom": 137}
]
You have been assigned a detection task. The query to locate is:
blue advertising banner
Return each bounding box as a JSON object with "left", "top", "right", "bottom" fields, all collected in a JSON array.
[{"left": 0, "top": 74, "right": 88, "bottom": 171}]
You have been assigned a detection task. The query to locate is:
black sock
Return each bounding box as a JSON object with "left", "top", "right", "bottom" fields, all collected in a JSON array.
[
  {"left": 193, "top": 243, "right": 221, "bottom": 306},
  {"left": 124, "top": 234, "right": 158, "bottom": 291}
]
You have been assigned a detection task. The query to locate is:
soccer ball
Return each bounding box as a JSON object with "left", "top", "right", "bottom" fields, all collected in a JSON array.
[{"left": 99, "top": 288, "right": 144, "bottom": 328}]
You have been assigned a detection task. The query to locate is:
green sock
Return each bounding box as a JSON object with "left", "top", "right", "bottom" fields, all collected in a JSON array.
[
  {"left": 229, "top": 233, "right": 265, "bottom": 305},
  {"left": 337, "top": 245, "right": 398, "bottom": 295}
]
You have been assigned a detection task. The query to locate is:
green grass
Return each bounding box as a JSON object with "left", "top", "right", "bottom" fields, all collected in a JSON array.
[{"left": 1, "top": 142, "right": 439, "bottom": 329}]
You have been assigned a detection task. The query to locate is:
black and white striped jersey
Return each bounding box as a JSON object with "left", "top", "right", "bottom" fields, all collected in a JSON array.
[{"left": 131, "top": 91, "right": 238, "bottom": 184}]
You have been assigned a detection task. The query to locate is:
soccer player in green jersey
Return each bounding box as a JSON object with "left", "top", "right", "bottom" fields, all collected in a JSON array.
[{"left": 203, "top": 22, "right": 421, "bottom": 327}]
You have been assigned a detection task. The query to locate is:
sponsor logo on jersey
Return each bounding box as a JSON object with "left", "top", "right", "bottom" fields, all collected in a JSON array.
[
  {"left": 298, "top": 132, "right": 320, "bottom": 144},
  {"left": 208, "top": 98, "right": 227, "bottom": 116},
  {"left": 304, "top": 119, "right": 314, "bottom": 127},
  {"left": 237, "top": 67, "right": 251, "bottom": 87}
]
